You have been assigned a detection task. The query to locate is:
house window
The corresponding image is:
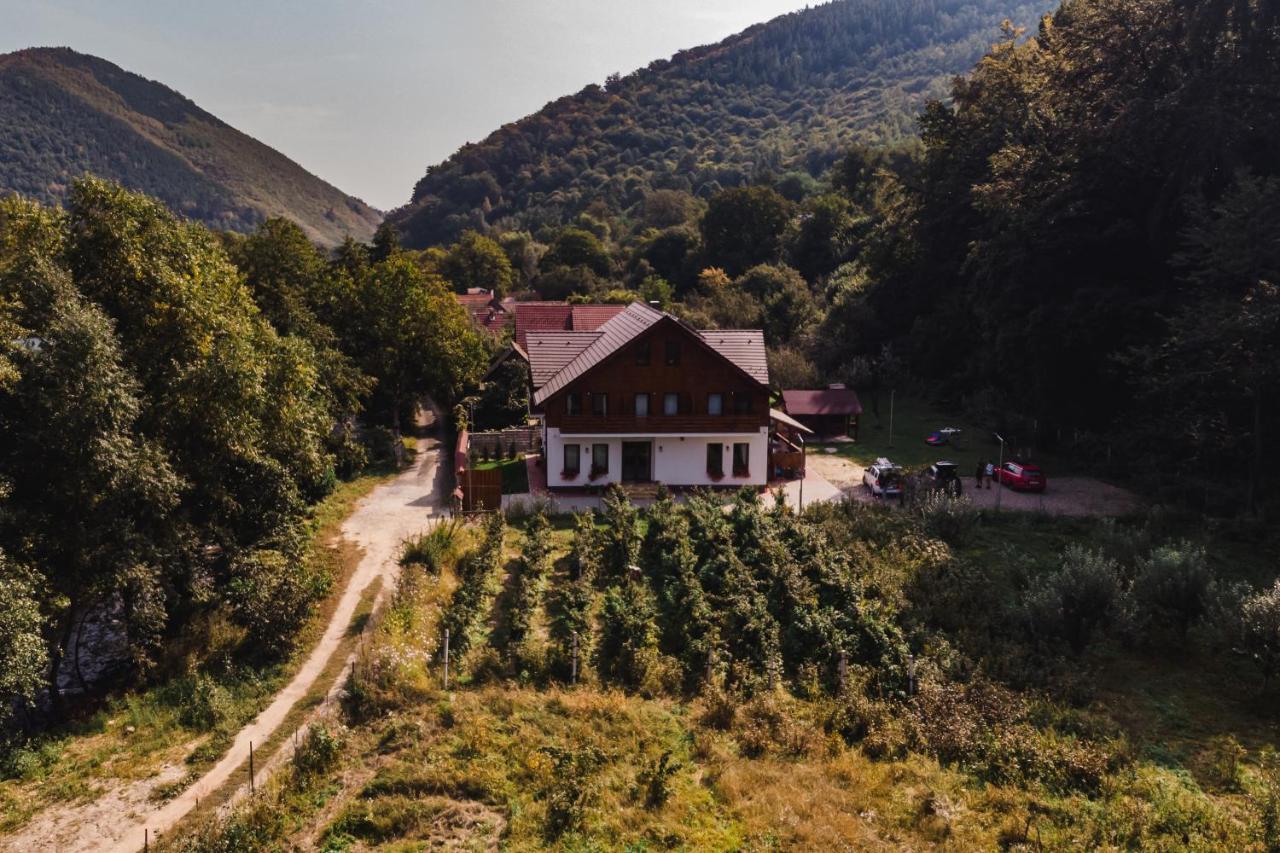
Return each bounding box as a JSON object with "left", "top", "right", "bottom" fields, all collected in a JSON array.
[
  {"left": 707, "top": 393, "right": 724, "bottom": 416},
  {"left": 635, "top": 393, "right": 650, "bottom": 417},
  {"left": 635, "top": 340, "right": 651, "bottom": 366},
  {"left": 566, "top": 392, "right": 582, "bottom": 416},
  {"left": 706, "top": 443, "right": 724, "bottom": 477},
  {"left": 664, "top": 340, "right": 681, "bottom": 366},
  {"left": 591, "top": 443, "right": 609, "bottom": 477},
  {"left": 663, "top": 392, "right": 679, "bottom": 416},
  {"left": 732, "top": 392, "right": 753, "bottom": 415},
  {"left": 732, "top": 443, "right": 750, "bottom": 476},
  {"left": 592, "top": 392, "right": 608, "bottom": 417},
  {"left": 563, "top": 444, "right": 580, "bottom": 477}
]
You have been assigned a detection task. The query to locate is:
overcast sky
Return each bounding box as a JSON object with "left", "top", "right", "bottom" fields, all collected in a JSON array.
[{"left": 3, "top": 0, "right": 815, "bottom": 210}]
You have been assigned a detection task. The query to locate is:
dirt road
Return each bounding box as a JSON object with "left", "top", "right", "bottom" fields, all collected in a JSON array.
[{"left": 5, "top": 409, "right": 447, "bottom": 853}]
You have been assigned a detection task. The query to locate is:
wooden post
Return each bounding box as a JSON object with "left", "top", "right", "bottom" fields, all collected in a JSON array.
[
  {"left": 249, "top": 741, "right": 255, "bottom": 794},
  {"left": 442, "top": 629, "right": 450, "bottom": 690},
  {"left": 144, "top": 828, "right": 149, "bottom": 852},
  {"left": 570, "top": 631, "right": 579, "bottom": 685}
]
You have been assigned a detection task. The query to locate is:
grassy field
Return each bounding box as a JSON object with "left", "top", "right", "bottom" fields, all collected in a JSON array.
[
  {"left": 171, "top": 507, "right": 1280, "bottom": 850},
  {"left": 0, "top": 461, "right": 402, "bottom": 838},
  {"left": 821, "top": 395, "right": 1068, "bottom": 477}
]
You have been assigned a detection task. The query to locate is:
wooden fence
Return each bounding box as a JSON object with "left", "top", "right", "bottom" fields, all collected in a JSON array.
[{"left": 460, "top": 466, "right": 503, "bottom": 513}]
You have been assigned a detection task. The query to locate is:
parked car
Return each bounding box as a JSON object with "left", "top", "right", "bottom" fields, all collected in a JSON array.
[
  {"left": 926, "top": 461, "right": 963, "bottom": 497},
  {"left": 864, "top": 458, "right": 903, "bottom": 498},
  {"left": 995, "top": 461, "right": 1047, "bottom": 492}
]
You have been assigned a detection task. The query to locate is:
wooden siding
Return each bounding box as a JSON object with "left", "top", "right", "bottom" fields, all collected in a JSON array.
[{"left": 544, "top": 322, "right": 768, "bottom": 435}]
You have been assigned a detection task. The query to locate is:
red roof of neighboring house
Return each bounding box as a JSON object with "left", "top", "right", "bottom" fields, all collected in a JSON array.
[
  {"left": 472, "top": 309, "right": 512, "bottom": 336},
  {"left": 456, "top": 292, "right": 497, "bottom": 311},
  {"left": 570, "top": 304, "right": 626, "bottom": 331},
  {"left": 512, "top": 302, "right": 574, "bottom": 348},
  {"left": 781, "top": 388, "right": 864, "bottom": 417}
]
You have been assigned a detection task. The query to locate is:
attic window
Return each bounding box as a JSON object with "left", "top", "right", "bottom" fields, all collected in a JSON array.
[
  {"left": 664, "top": 341, "right": 681, "bottom": 366},
  {"left": 635, "top": 340, "right": 651, "bottom": 366}
]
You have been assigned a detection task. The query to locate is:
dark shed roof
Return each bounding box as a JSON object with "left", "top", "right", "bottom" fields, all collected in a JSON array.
[{"left": 781, "top": 388, "right": 864, "bottom": 417}]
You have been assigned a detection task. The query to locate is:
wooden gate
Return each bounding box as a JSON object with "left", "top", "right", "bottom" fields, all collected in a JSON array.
[{"left": 461, "top": 466, "right": 503, "bottom": 513}]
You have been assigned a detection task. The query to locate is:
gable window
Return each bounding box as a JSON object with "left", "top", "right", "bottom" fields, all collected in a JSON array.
[
  {"left": 563, "top": 444, "right": 580, "bottom": 477},
  {"left": 732, "top": 391, "right": 754, "bottom": 415},
  {"left": 663, "top": 392, "right": 679, "bottom": 416},
  {"left": 707, "top": 393, "right": 724, "bottom": 416},
  {"left": 592, "top": 392, "right": 608, "bottom": 417},
  {"left": 706, "top": 443, "right": 724, "bottom": 478},
  {"left": 566, "top": 392, "right": 582, "bottom": 416},
  {"left": 591, "top": 443, "right": 609, "bottom": 478},
  {"left": 664, "top": 340, "right": 681, "bottom": 366},
  {"left": 635, "top": 340, "right": 651, "bottom": 366},
  {"left": 732, "top": 443, "right": 750, "bottom": 477},
  {"left": 635, "top": 393, "right": 650, "bottom": 417}
]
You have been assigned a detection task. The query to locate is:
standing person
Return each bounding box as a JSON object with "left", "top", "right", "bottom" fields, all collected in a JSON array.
[
  {"left": 975, "top": 460, "right": 985, "bottom": 490},
  {"left": 985, "top": 460, "right": 996, "bottom": 488}
]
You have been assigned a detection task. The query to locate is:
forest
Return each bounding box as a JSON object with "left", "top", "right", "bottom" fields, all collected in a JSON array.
[
  {"left": 399, "top": 0, "right": 1280, "bottom": 517},
  {"left": 0, "top": 179, "right": 488, "bottom": 731},
  {"left": 386, "top": 0, "right": 1051, "bottom": 247}
]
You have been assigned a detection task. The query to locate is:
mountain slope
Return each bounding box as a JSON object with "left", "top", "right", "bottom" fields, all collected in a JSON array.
[
  {"left": 387, "top": 0, "right": 1051, "bottom": 248},
  {"left": 0, "top": 47, "right": 380, "bottom": 245}
]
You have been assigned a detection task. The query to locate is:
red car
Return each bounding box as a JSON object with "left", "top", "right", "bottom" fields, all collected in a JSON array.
[{"left": 995, "top": 461, "right": 1047, "bottom": 492}]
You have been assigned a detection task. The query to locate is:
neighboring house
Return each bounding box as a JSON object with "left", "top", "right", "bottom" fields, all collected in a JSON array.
[
  {"left": 780, "top": 385, "right": 863, "bottom": 439},
  {"left": 527, "top": 302, "right": 771, "bottom": 489},
  {"left": 512, "top": 301, "right": 625, "bottom": 349},
  {"left": 455, "top": 289, "right": 513, "bottom": 337}
]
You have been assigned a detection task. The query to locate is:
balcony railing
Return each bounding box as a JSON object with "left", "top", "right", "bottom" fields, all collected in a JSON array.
[{"left": 553, "top": 414, "right": 766, "bottom": 435}]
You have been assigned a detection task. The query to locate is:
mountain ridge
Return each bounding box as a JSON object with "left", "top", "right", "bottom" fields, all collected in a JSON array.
[
  {"left": 387, "top": 0, "right": 1052, "bottom": 248},
  {"left": 0, "top": 47, "right": 381, "bottom": 246}
]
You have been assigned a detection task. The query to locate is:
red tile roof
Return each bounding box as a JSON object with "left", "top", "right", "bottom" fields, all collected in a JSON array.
[
  {"left": 456, "top": 292, "right": 496, "bottom": 311},
  {"left": 781, "top": 389, "right": 864, "bottom": 417},
  {"left": 570, "top": 304, "right": 626, "bottom": 331},
  {"left": 512, "top": 302, "right": 574, "bottom": 348}
]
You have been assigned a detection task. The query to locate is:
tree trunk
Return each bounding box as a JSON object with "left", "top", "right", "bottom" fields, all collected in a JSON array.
[{"left": 47, "top": 598, "right": 77, "bottom": 717}]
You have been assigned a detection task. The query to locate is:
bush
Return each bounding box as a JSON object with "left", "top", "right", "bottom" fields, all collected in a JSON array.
[
  {"left": 1240, "top": 579, "right": 1280, "bottom": 690},
  {"left": 294, "top": 723, "right": 344, "bottom": 780},
  {"left": 1132, "top": 542, "right": 1212, "bottom": 642},
  {"left": 734, "top": 692, "right": 822, "bottom": 758},
  {"left": 538, "top": 745, "right": 605, "bottom": 840},
  {"left": 635, "top": 751, "right": 680, "bottom": 809},
  {"left": 166, "top": 673, "right": 233, "bottom": 732},
  {"left": 399, "top": 519, "right": 462, "bottom": 572},
  {"left": 1018, "top": 546, "right": 1124, "bottom": 654},
  {"left": 915, "top": 492, "right": 979, "bottom": 547}
]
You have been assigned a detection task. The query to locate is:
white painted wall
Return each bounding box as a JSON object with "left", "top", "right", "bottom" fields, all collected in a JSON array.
[{"left": 545, "top": 427, "right": 768, "bottom": 488}]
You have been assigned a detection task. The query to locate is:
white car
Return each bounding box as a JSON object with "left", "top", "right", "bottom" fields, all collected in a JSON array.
[{"left": 863, "top": 458, "right": 903, "bottom": 498}]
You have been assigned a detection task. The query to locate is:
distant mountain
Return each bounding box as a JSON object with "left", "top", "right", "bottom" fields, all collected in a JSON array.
[
  {"left": 0, "top": 47, "right": 380, "bottom": 246},
  {"left": 387, "top": 0, "right": 1050, "bottom": 248}
]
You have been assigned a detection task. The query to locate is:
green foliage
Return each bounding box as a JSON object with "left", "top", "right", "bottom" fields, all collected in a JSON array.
[
  {"left": 399, "top": 520, "right": 463, "bottom": 573},
  {"left": 440, "top": 230, "right": 516, "bottom": 296},
  {"left": 1238, "top": 579, "right": 1280, "bottom": 690},
  {"left": 501, "top": 513, "right": 551, "bottom": 665},
  {"left": 0, "top": 48, "right": 380, "bottom": 245},
  {"left": 473, "top": 356, "right": 529, "bottom": 431},
  {"left": 538, "top": 744, "right": 605, "bottom": 840},
  {"left": 1019, "top": 546, "right": 1124, "bottom": 655},
  {"left": 0, "top": 553, "right": 48, "bottom": 721},
  {"left": 388, "top": 0, "right": 1047, "bottom": 247},
  {"left": 596, "top": 580, "right": 661, "bottom": 689},
  {"left": 1132, "top": 542, "right": 1213, "bottom": 642},
  {"left": 442, "top": 513, "right": 505, "bottom": 660},
  {"left": 701, "top": 187, "right": 792, "bottom": 277}
]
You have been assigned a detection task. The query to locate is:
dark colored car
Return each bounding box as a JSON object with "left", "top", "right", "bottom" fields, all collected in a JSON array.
[
  {"left": 926, "top": 461, "right": 963, "bottom": 497},
  {"left": 995, "top": 461, "right": 1047, "bottom": 492}
]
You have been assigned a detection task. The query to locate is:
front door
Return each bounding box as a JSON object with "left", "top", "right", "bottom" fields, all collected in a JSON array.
[{"left": 621, "top": 441, "right": 652, "bottom": 483}]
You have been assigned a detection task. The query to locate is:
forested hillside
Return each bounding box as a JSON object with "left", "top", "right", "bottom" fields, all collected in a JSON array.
[
  {"left": 0, "top": 179, "right": 486, "bottom": 726},
  {"left": 0, "top": 48, "right": 382, "bottom": 245},
  {"left": 387, "top": 0, "right": 1050, "bottom": 247}
]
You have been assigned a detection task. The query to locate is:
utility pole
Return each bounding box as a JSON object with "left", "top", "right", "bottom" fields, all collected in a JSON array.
[
  {"left": 994, "top": 432, "right": 1006, "bottom": 512},
  {"left": 888, "top": 388, "right": 896, "bottom": 449}
]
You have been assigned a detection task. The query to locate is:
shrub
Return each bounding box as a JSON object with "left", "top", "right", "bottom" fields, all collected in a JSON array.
[
  {"left": 1240, "top": 579, "right": 1280, "bottom": 690},
  {"left": 734, "top": 692, "right": 821, "bottom": 758},
  {"left": 915, "top": 492, "right": 979, "bottom": 547},
  {"left": 1201, "top": 734, "right": 1245, "bottom": 792},
  {"left": 596, "top": 581, "right": 660, "bottom": 688},
  {"left": 399, "top": 519, "right": 462, "bottom": 572},
  {"left": 1252, "top": 749, "right": 1280, "bottom": 850},
  {"left": 1132, "top": 542, "right": 1212, "bottom": 642},
  {"left": 166, "top": 673, "right": 233, "bottom": 732},
  {"left": 294, "top": 723, "right": 344, "bottom": 780},
  {"left": 538, "top": 745, "right": 605, "bottom": 840},
  {"left": 635, "top": 751, "right": 680, "bottom": 809},
  {"left": 1019, "top": 546, "right": 1124, "bottom": 654}
]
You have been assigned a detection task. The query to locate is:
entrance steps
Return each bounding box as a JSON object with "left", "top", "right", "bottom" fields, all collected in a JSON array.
[{"left": 620, "top": 482, "right": 661, "bottom": 501}]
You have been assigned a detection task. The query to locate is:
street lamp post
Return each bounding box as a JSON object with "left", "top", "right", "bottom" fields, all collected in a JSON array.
[{"left": 993, "top": 432, "right": 1005, "bottom": 512}]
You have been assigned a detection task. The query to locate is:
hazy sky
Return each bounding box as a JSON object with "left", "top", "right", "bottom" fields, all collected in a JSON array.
[{"left": 3, "top": 0, "right": 815, "bottom": 210}]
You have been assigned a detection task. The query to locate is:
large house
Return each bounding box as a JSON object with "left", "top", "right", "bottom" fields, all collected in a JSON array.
[{"left": 527, "top": 302, "right": 770, "bottom": 488}]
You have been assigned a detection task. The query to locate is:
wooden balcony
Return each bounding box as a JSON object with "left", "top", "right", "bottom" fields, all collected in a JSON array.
[{"left": 552, "top": 413, "right": 767, "bottom": 435}]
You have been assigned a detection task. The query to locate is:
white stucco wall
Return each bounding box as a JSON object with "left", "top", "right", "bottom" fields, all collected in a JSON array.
[{"left": 545, "top": 427, "right": 768, "bottom": 488}]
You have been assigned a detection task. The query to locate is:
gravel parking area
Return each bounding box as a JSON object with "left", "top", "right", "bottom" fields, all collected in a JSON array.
[{"left": 806, "top": 452, "right": 1141, "bottom": 517}]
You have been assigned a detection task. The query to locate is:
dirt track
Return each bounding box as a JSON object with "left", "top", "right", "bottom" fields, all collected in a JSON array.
[{"left": 4, "top": 408, "right": 447, "bottom": 853}]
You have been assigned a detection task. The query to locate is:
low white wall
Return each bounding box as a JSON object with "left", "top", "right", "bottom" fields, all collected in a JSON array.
[{"left": 545, "top": 427, "right": 768, "bottom": 488}]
